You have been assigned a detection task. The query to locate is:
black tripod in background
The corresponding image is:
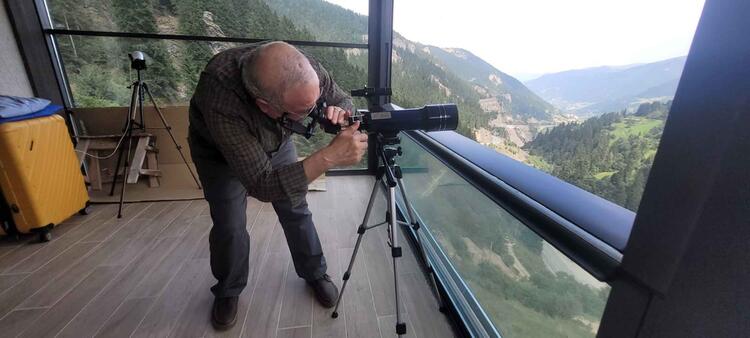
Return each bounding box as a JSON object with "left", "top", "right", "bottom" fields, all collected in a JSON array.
[
  {"left": 331, "top": 133, "right": 445, "bottom": 337},
  {"left": 109, "top": 52, "right": 201, "bottom": 218}
]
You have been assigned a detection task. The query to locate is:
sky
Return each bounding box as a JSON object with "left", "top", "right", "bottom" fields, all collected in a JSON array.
[{"left": 323, "top": 0, "right": 705, "bottom": 80}]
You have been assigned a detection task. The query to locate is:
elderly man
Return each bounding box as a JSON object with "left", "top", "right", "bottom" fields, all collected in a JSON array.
[{"left": 188, "top": 41, "right": 367, "bottom": 330}]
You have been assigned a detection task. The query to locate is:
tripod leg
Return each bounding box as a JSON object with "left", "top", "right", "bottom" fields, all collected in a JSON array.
[
  {"left": 110, "top": 80, "right": 141, "bottom": 197},
  {"left": 396, "top": 175, "right": 446, "bottom": 312},
  {"left": 109, "top": 82, "right": 141, "bottom": 197},
  {"left": 331, "top": 175, "right": 382, "bottom": 318},
  {"left": 117, "top": 82, "right": 143, "bottom": 218},
  {"left": 109, "top": 134, "right": 126, "bottom": 196},
  {"left": 143, "top": 84, "right": 202, "bottom": 189},
  {"left": 388, "top": 184, "right": 406, "bottom": 336},
  {"left": 117, "top": 126, "right": 135, "bottom": 218}
]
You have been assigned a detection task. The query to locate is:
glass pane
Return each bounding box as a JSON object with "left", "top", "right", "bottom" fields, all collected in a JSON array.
[
  {"left": 56, "top": 36, "right": 367, "bottom": 107},
  {"left": 399, "top": 135, "right": 610, "bottom": 337},
  {"left": 45, "top": 0, "right": 367, "bottom": 43},
  {"left": 56, "top": 35, "right": 219, "bottom": 107},
  {"left": 55, "top": 35, "right": 194, "bottom": 107},
  {"left": 56, "top": 35, "right": 367, "bottom": 167},
  {"left": 390, "top": 1, "right": 705, "bottom": 211},
  {"left": 293, "top": 45, "right": 368, "bottom": 168}
]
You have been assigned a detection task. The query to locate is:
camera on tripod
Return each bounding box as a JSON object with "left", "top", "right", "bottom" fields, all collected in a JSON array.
[
  {"left": 129, "top": 51, "right": 147, "bottom": 71},
  {"left": 109, "top": 51, "right": 201, "bottom": 218}
]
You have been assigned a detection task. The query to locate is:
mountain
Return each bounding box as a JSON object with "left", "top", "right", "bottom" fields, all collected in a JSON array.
[
  {"left": 261, "top": 0, "right": 367, "bottom": 43},
  {"left": 422, "top": 47, "right": 557, "bottom": 122},
  {"left": 526, "top": 56, "right": 686, "bottom": 117}
]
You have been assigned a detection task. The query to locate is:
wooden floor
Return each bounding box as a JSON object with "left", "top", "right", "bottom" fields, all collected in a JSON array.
[{"left": 0, "top": 176, "right": 456, "bottom": 338}]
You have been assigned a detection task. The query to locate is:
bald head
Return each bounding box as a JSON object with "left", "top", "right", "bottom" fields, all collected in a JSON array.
[{"left": 242, "top": 41, "right": 320, "bottom": 115}]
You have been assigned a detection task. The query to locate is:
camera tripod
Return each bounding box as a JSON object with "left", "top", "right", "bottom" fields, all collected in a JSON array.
[
  {"left": 331, "top": 133, "right": 445, "bottom": 336},
  {"left": 109, "top": 66, "right": 201, "bottom": 218}
]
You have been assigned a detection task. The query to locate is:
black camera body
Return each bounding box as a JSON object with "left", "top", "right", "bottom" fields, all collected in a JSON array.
[{"left": 129, "top": 51, "right": 147, "bottom": 70}]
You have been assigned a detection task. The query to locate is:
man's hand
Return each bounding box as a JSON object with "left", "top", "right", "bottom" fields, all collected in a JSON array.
[
  {"left": 324, "top": 122, "right": 368, "bottom": 166},
  {"left": 325, "top": 105, "right": 351, "bottom": 126},
  {"left": 302, "top": 122, "right": 368, "bottom": 182}
]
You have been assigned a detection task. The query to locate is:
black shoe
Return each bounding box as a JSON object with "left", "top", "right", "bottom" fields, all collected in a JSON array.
[
  {"left": 307, "top": 274, "right": 339, "bottom": 308},
  {"left": 211, "top": 296, "right": 238, "bottom": 330}
]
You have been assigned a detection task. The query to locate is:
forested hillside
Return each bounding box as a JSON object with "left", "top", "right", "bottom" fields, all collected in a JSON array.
[
  {"left": 423, "top": 47, "right": 557, "bottom": 121},
  {"left": 525, "top": 101, "right": 671, "bottom": 211}
]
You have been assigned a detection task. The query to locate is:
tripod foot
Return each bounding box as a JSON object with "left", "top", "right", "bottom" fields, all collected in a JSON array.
[
  {"left": 396, "top": 322, "right": 406, "bottom": 335},
  {"left": 331, "top": 312, "right": 339, "bottom": 318}
]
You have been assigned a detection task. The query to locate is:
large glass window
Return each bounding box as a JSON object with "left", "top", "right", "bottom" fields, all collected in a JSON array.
[
  {"left": 390, "top": 0, "right": 704, "bottom": 211},
  {"left": 56, "top": 35, "right": 210, "bottom": 107},
  {"left": 46, "top": 0, "right": 368, "bottom": 43},
  {"left": 54, "top": 36, "right": 367, "bottom": 109},
  {"left": 293, "top": 45, "right": 367, "bottom": 166},
  {"left": 56, "top": 38, "right": 368, "bottom": 167},
  {"left": 399, "top": 136, "right": 609, "bottom": 337}
]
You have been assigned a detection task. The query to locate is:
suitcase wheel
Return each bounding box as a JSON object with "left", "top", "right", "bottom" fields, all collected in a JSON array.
[
  {"left": 79, "top": 203, "right": 91, "bottom": 216},
  {"left": 39, "top": 226, "right": 52, "bottom": 243}
]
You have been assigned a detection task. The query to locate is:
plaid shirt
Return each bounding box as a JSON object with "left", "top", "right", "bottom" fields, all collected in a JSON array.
[{"left": 188, "top": 43, "right": 354, "bottom": 206}]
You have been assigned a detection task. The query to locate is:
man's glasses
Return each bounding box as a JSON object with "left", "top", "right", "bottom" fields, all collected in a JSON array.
[
  {"left": 272, "top": 96, "right": 324, "bottom": 119},
  {"left": 277, "top": 99, "right": 328, "bottom": 139}
]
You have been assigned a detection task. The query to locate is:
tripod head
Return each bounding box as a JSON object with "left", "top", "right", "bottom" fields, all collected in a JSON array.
[{"left": 375, "top": 133, "right": 403, "bottom": 187}]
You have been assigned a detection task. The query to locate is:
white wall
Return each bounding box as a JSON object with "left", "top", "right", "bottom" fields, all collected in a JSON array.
[{"left": 0, "top": 1, "right": 34, "bottom": 97}]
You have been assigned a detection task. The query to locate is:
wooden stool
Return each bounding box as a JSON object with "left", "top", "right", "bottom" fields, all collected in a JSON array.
[{"left": 75, "top": 133, "right": 161, "bottom": 190}]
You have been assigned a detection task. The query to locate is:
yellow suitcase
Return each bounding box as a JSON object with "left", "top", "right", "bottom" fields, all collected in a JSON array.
[{"left": 0, "top": 114, "right": 89, "bottom": 242}]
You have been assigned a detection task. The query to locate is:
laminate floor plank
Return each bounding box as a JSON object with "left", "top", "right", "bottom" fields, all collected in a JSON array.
[
  {"left": 278, "top": 326, "right": 312, "bottom": 338},
  {"left": 240, "top": 251, "right": 290, "bottom": 338},
  {"left": 338, "top": 247, "right": 380, "bottom": 338},
  {"left": 278, "top": 255, "right": 314, "bottom": 329},
  {"left": 0, "top": 273, "right": 27, "bottom": 294},
  {"left": 167, "top": 259, "right": 214, "bottom": 338},
  {"left": 95, "top": 297, "right": 155, "bottom": 338}
]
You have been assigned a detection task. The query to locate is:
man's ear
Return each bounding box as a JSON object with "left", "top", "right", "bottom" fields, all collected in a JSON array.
[{"left": 255, "top": 98, "right": 277, "bottom": 118}]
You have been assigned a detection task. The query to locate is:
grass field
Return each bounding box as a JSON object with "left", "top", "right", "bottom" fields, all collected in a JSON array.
[
  {"left": 593, "top": 171, "right": 617, "bottom": 180},
  {"left": 526, "top": 154, "right": 553, "bottom": 172},
  {"left": 609, "top": 117, "right": 663, "bottom": 142}
]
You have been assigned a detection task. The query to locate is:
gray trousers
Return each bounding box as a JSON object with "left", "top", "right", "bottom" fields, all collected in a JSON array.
[{"left": 189, "top": 134, "right": 326, "bottom": 298}]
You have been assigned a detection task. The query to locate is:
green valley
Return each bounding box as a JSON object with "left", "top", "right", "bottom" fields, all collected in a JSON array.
[{"left": 525, "top": 101, "right": 670, "bottom": 211}]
